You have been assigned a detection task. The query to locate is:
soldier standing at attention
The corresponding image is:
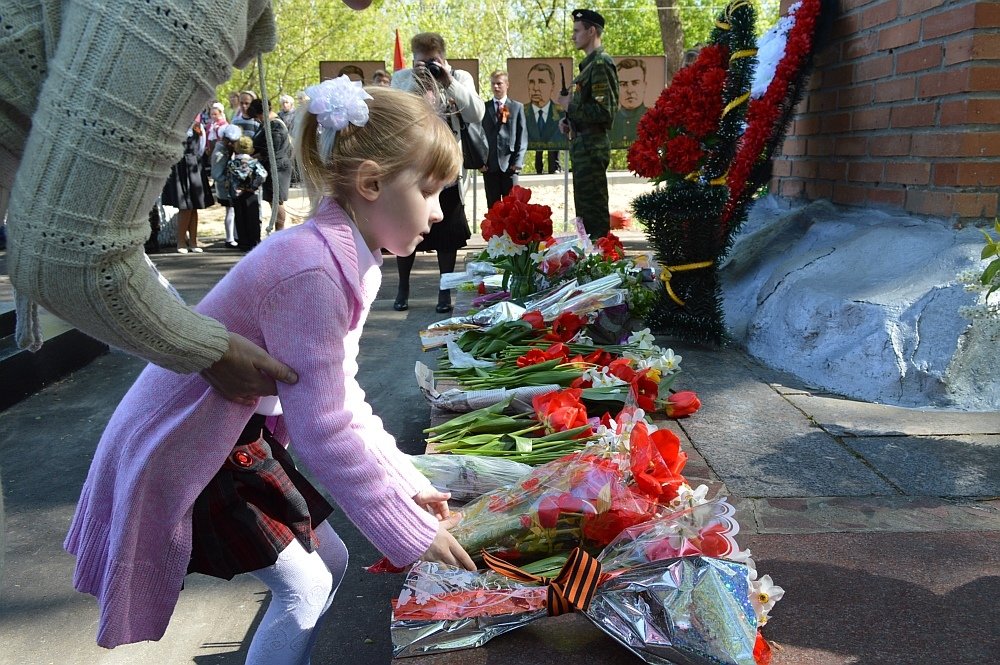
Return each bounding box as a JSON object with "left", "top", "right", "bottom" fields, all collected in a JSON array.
[{"left": 558, "top": 8, "right": 618, "bottom": 239}]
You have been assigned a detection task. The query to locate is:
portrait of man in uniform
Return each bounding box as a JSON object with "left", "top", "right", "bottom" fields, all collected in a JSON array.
[{"left": 609, "top": 57, "right": 648, "bottom": 147}]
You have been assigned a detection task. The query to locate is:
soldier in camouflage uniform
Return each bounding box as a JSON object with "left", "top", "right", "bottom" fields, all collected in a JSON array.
[{"left": 558, "top": 9, "right": 618, "bottom": 239}]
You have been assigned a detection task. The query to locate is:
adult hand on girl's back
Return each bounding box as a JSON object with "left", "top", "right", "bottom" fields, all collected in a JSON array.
[
  {"left": 422, "top": 513, "right": 476, "bottom": 571},
  {"left": 200, "top": 332, "right": 299, "bottom": 406}
]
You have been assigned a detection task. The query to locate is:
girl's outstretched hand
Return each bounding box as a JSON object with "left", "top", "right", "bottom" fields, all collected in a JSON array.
[
  {"left": 413, "top": 487, "right": 451, "bottom": 520},
  {"left": 201, "top": 332, "right": 299, "bottom": 406},
  {"left": 421, "top": 513, "right": 475, "bottom": 571}
]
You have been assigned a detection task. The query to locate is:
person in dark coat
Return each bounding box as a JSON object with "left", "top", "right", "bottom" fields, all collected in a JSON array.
[
  {"left": 248, "top": 98, "right": 293, "bottom": 232},
  {"left": 480, "top": 70, "right": 528, "bottom": 208},
  {"left": 161, "top": 119, "right": 214, "bottom": 252}
]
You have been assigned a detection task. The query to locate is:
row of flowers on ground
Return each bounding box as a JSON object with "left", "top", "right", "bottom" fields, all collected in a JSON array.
[{"left": 382, "top": 186, "right": 782, "bottom": 664}]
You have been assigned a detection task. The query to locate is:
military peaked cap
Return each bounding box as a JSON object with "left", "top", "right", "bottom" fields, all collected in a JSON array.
[{"left": 572, "top": 9, "right": 605, "bottom": 28}]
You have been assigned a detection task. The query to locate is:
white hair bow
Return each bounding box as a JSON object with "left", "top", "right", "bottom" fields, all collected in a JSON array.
[{"left": 305, "top": 75, "right": 374, "bottom": 160}]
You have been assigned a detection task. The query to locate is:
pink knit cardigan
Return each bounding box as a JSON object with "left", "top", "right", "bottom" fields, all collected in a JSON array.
[{"left": 64, "top": 198, "right": 439, "bottom": 648}]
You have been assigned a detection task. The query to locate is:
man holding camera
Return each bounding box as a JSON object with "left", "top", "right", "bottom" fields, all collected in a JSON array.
[
  {"left": 557, "top": 9, "right": 618, "bottom": 240},
  {"left": 391, "top": 32, "right": 485, "bottom": 314}
]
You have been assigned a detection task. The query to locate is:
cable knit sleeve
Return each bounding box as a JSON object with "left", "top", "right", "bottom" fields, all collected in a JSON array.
[
  {"left": 259, "top": 268, "right": 438, "bottom": 567},
  {"left": 6, "top": 0, "right": 275, "bottom": 373}
]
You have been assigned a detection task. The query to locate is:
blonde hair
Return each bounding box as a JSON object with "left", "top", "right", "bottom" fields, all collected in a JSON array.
[
  {"left": 234, "top": 136, "right": 254, "bottom": 155},
  {"left": 296, "top": 86, "right": 460, "bottom": 214}
]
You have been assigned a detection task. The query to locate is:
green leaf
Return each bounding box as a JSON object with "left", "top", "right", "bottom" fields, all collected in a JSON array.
[
  {"left": 982, "top": 243, "right": 998, "bottom": 260},
  {"left": 981, "top": 259, "right": 1000, "bottom": 286}
]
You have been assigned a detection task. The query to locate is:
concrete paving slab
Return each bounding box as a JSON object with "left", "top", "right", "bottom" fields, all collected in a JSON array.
[
  {"left": 784, "top": 393, "right": 1000, "bottom": 437},
  {"left": 743, "top": 496, "right": 1000, "bottom": 534},
  {"left": 841, "top": 435, "right": 1000, "bottom": 498}
]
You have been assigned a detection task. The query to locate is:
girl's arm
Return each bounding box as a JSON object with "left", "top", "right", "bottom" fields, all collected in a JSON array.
[{"left": 259, "top": 269, "right": 439, "bottom": 566}]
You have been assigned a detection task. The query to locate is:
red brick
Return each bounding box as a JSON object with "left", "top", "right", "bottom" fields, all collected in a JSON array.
[
  {"left": 962, "top": 132, "right": 1000, "bottom": 157},
  {"left": 793, "top": 116, "right": 821, "bottom": 135},
  {"left": 889, "top": 103, "right": 937, "bottom": 128},
  {"left": 940, "top": 98, "right": 1000, "bottom": 125},
  {"left": 885, "top": 162, "right": 931, "bottom": 185},
  {"left": 805, "top": 180, "right": 834, "bottom": 200},
  {"left": 870, "top": 134, "right": 912, "bottom": 156},
  {"left": 822, "top": 64, "right": 855, "bottom": 88},
  {"left": 843, "top": 33, "right": 879, "bottom": 61},
  {"left": 911, "top": 132, "right": 963, "bottom": 156},
  {"left": 900, "top": 0, "right": 948, "bottom": 18},
  {"left": 861, "top": 0, "right": 898, "bottom": 29},
  {"left": 969, "top": 65, "right": 1000, "bottom": 92},
  {"left": 944, "top": 33, "right": 976, "bottom": 66},
  {"left": 832, "top": 13, "right": 862, "bottom": 40},
  {"left": 832, "top": 183, "right": 870, "bottom": 206},
  {"left": 772, "top": 159, "right": 793, "bottom": 177},
  {"left": 974, "top": 2, "right": 1000, "bottom": 28},
  {"left": 779, "top": 179, "right": 805, "bottom": 197},
  {"left": 896, "top": 44, "right": 944, "bottom": 74},
  {"left": 814, "top": 44, "right": 841, "bottom": 68},
  {"left": 840, "top": 0, "right": 878, "bottom": 10},
  {"left": 808, "top": 89, "right": 839, "bottom": 113},
  {"left": 933, "top": 162, "right": 1000, "bottom": 187},
  {"left": 874, "top": 77, "right": 915, "bottom": 103},
  {"left": 848, "top": 161, "right": 885, "bottom": 182},
  {"left": 878, "top": 22, "right": 921, "bottom": 50},
  {"left": 808, "top": 136, "right": 836, "bottom": 156},
  {"left": 953, "top": 192, "right": 999, "bottom": 218},
  {"left": 791, "top": 160, "right": 819, "bottom": 178},
  {"left": 972, "top": 33, "right": 1000, "bottom": 60},
  {"left": 840, "top": 83, "right": 877, "bottom": 107},
  {"left": 853, "top": 107, "right": 892, "bottom": 131},
  {"left": 922, "top": 3, "right": 977, "bottom": 39},
  {"left": 781, "top": 137, "right": 807, "bottom": 156},
  {"left": 855, "top": 54, "right": 894, "bottom": 81},
  {"left": 835, "top": 136, "right": 868, "bottom": 156},
  {"left": 821, "top": 112, "right": 852, "bottom": 133},
  {"left": 917, "top": 68, "right": 970, "bottom": 98},
  {"left": 905, "top": 190, "right": 954, "bottom": 217},
  {"left": 818, "top": 160, "right": 848, "bottom": 181},
  {"left": 867, "top": 186, "right": 907, "bottom": 208}
]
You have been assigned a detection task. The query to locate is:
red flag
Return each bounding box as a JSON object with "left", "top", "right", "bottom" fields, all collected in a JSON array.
[{"left": 393, "top": 29, "right": 406, "bottom": 72}]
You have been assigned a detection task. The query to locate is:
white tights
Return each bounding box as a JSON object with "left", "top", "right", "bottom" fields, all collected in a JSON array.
[
  {"left": 224, "top": 206, "right": 236, "bottom": 244},
  {"left": 246, "top": 521, "right": 349, "bottom": 665}
]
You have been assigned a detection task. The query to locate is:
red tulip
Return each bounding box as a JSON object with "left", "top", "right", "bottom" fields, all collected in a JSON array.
[
  {"left": 521, "top": 309, "right": 545, "bottom": 329},
  {"left": 666, "top": 391, "right": 701, "bottom": 418}
]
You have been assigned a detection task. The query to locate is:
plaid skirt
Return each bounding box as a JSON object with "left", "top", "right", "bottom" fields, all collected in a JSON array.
[{"left": 188, "top": 414, "right": 334, "bottom": 580}]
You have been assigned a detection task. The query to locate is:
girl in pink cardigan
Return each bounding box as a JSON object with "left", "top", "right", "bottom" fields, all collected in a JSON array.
[{"left": 65, "top": 80, "right": 474, "bottom": 664}]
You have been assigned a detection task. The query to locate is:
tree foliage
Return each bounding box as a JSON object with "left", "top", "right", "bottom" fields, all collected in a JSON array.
[{"left": 219, "top": 0, "right": 781, "bottom": 103}]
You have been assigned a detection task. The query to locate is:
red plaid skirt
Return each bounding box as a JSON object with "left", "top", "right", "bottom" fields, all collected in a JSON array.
[{"left": 188, "top": 415, "right": 334, "bottom": 579}]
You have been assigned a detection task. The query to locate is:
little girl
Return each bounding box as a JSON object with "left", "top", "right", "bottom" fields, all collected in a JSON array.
[
  {"left": 64, "top": 79, "right": 475, "bottom": 663},
  {"left": 227, "top": 135, "right": 268, "bottom": 251}
]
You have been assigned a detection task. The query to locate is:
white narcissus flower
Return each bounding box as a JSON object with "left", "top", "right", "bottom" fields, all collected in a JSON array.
[
  {"left": 529, "top": 249, "right": 546, "bottom": 264},
  {"left": 750, "top": 574, "right": 785, "bottom": 625},
  {"left": 626, "top": 327, "right": 656, "bottom": 349},
  {"left": 486, "top": 232, "right": 525, "bottom": 259},
  {"left": 672, "top": 483, "right": 710, "bottom": 509},
  {"left": 576, "top": 333, "right": 594, "bottom": 345}
]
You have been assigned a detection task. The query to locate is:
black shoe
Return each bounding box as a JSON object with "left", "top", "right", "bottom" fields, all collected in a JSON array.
[
  {"left": 435, "top": 302, "right": 453, "bottom": 314},
  {"left": 393, "top": 299, "right": 409, "bottom": 311}
]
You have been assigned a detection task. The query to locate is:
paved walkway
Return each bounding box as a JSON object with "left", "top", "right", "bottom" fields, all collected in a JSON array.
[{"left": 1, "top": 230, "right": 997, "bottom": 664}]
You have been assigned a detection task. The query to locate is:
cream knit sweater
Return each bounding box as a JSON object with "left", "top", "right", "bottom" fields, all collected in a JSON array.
[{"left": 1, "top": 0, "right": 277, "bottom": 373}]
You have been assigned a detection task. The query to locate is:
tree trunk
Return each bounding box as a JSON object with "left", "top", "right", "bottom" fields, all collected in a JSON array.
[{"left": 656, "top": 0, "right": 686, "bottom": 82}]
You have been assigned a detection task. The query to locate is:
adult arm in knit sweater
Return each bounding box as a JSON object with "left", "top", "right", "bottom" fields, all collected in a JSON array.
[{"left": 0, "top": 1, "right": 302, "bottom": 402}]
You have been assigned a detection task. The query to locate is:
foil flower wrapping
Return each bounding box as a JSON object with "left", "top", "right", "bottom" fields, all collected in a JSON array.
[{"left": 391, "top": 556, "right": 761, "bottom": 665}]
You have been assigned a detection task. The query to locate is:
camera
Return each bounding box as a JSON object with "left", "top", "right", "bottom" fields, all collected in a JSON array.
[{"left": 421, "top": 60, "right": 445, "bottom": 79}]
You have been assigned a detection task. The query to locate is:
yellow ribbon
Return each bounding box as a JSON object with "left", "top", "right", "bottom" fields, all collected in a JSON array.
[
  {"left": 730, "top": 48, "right": 758, "bottom": 62},
  {"left": 722, "top": 92, "right": 750, "bottom": 118},
  {"left": 660, "top": 261, "right": 714, "bottom": 306}
]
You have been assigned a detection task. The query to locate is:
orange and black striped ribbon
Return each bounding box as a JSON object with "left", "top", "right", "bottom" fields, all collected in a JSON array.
[{"left": 481, "top": 548, "right": 602, "bottom": 616}]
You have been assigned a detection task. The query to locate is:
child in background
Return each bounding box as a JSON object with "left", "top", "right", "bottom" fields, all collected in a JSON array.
[
  {"left": 211, "top": 124, "right": 244, "bottom": 248},
  {"left": 227, "top": 135, "right": 267, "bottom": 251},
  {"left": 65, "top": 78, "right": 473, "bottom": 664}
]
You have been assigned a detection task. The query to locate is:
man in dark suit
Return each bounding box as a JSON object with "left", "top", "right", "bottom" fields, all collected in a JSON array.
[
  {"left": 524, "top": 62, "right": 566, "bottom": 174},
  {"left": 480, "top": 70, "right": 528, "bottom": 208}
]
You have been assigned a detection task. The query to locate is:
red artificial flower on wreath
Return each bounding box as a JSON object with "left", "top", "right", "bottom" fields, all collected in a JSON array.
[
  {"left": 521, "top": 309, "right": 545, "bottom": 329},
  {"left": 627, "top": 44, "right": 729, "bottom": 181},
  {"left": 544, "top": 311, "right": 585, "bottom": 342},
  {"left": 532, "top": 388, "right": 591, "bottom": 435},
  {"left": 595, "top": 232, "right": 625, "bottom": 261},
  {"left": 628, "top": 421, "right": 688, "bottom": 503},
  {"left": 481, "top": 185, "right": 553, "bottom": 245},
  {"left": 666, "top": 390, "right": 702, "bottom": 418}
]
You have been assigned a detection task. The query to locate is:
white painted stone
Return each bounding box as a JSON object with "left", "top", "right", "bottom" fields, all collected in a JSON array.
[{"left": 720, "top": 196, "right": 999, "bottom": 410}]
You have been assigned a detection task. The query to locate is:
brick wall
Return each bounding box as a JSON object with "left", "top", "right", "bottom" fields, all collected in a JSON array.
[{"left": 772, "top": 0, "right": 1000, "bottom": 223}]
